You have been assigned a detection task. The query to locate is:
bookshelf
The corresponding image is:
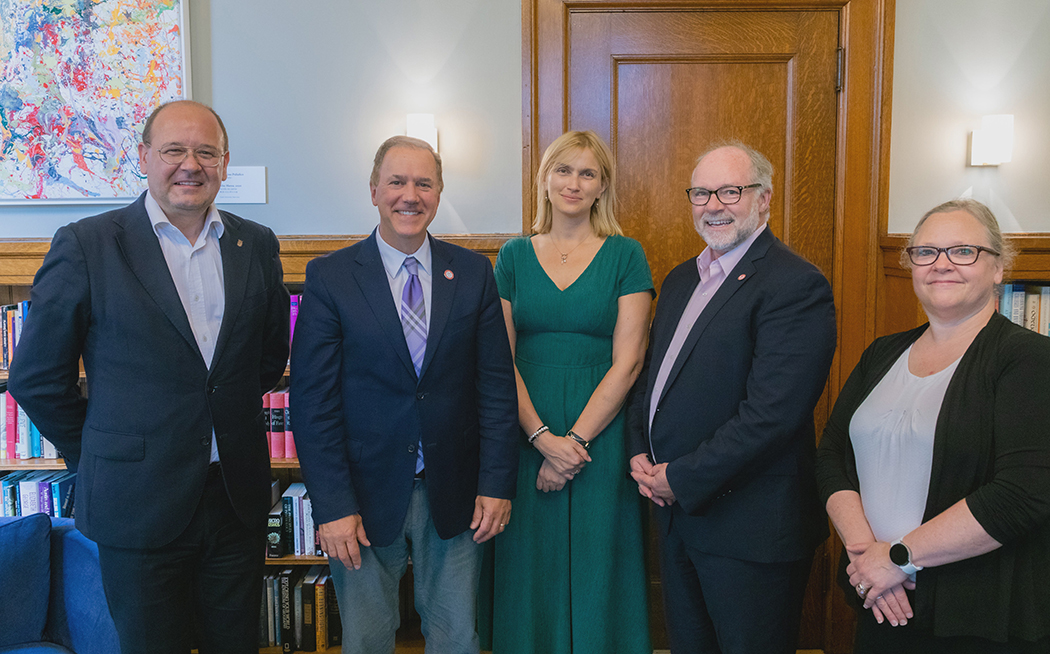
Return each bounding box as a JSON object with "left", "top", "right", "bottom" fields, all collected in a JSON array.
[{"left": 0, "top": 233, "right": 513, "bottom": 652}]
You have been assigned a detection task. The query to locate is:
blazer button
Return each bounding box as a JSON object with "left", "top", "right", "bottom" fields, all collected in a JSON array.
[
  {"left": 200, "top": 436, "right": 210, "bottom": 446},
  {"left": 208, "top": 386, "right": 217, "bottom": 394},
  {"left": 407, "top": 444, "right": 416, "bottom": 453},
  {"left": 416, "top": 392, "right": 426, "bottom": 400}
]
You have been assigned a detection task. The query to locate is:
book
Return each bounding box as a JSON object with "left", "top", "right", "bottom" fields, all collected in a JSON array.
[
  {"left": 325, "top": 574, "right": 341, "bottom": 646},
  {"left": 266, "top": 574, "right": 276, "bottom": 646},
  {"left": 1010, "top": 283, "right": 1026, "bottom": 326},
  {"left": 6, "top": 391, "right": 17, "bottom": 459},
  {"left": 299, "top": 565, "right": 323, "bottom": 652},
  {"left": 1042, "top": 287, "right": 1050, "bottom": 336},
  {"left": 282, "top": 390, "right": 296, "bottom": 459},
  {"left": 290, "top": 294, "right": 300, "bottom": 345},
  {"left": 314, "top": 570, "right": 328, "bottom": 651},
  {"left": 294, "top": 574, "right": 305, "bottom": 650},
  {"left": 271, "top": 392, "right": 287, "bottom": 458},
  {"left": 265, "top": 393, "right": 277, "bottom": 458},
  {"left": 51, "top": 472, "right": 76, "bottom": 518},
  {"left": 267, "top": 499, "right": 285, "bottom": 558},
  {"left": 279, "top": 568, "right": 301, "bottom": 652},
  {"left": 1025, "top": 286, "right": 1041, "bottom": 332},
  {"left": 282, "top": 482, "right": 307, "bottom": 555},
  {"left": 0, "top": 386, "right": 6, "bottom": 459}
]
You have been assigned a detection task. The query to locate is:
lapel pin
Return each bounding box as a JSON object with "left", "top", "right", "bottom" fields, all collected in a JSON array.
[
  {"left": 444, "top": 270, "right": 454, "bottom": 280},
  {"left": 236, "top": 239, "right": 243, "bottom": 247},
  {"left": 737, "top": 273, "right": 746, "bottom": 281}
]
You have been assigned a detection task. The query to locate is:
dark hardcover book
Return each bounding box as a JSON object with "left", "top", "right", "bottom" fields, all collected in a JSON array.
[
  {"left": 271, "top": 574, "right": 281, "bottom": 646},
  {"left": 281, "top": 493, "right": 295, "bottom": 555},
  {"left": 279, "top": 568, "right": 302, "bottom": 652},
  {"left": 326, "top": 574, "right": 341, "bottom": 646},
  {"left": 259, "top": 580, "right": 269, "bottom": 647},
  {"left": 267, "top": 500, "right": 285, "bottom": 558},
  {"left": 299, "top": 565, "right": 322, "bottom": 652},
  {"left": 314, "top": 571, "right": 328, "bottom": 651}
]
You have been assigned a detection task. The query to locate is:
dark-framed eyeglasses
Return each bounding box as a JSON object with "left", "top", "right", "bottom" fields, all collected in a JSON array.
[
  {"left": 686, "top": 183, "right": 762, "bottom": 207},
  {"left": 150, "top": 145, "right": 226, "bottom": 168},
  {"left": 905, "top": 245, "right": 1000, "bottom": 266}
]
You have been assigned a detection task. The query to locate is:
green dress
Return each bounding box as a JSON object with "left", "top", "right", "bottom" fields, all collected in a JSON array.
[{"left": 486, "top": 234, "right": 653, "bottom": 654}]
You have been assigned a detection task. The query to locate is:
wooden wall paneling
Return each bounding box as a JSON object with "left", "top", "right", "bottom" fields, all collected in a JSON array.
[{"left": 0, "top": 235, "right": 515, "bottom": 288}]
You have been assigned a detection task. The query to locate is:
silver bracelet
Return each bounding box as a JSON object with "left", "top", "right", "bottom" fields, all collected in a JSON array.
[
  {"left": 527, "top": 425, "right": 549, "bottom": 445},
  {"left": 566, "top": 430, "right": 590, "bottom": 450}
]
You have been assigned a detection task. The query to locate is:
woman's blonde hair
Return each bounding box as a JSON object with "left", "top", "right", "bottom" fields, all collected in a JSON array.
[{"left": 533, "top": 130, "right": 622, "bottom": 236}]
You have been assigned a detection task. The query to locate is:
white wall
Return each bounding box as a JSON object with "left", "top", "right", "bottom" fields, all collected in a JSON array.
[
  {"left": 888, "top": 0, "right": 1050, "bottom": 233},
  {"left": 0, "top": 0, "right": 522, "bottom": 238}
]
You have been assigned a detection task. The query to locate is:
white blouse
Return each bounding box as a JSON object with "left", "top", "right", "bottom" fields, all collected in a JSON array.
[{"left": 849, "top": 344, "right": 961, "bottom": 543}]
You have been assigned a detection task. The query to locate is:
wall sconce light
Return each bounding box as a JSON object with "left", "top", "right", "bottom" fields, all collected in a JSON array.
[
  {"left": 407, "top": 114, "right": 438, "bottom": 152},
  {"left": 970, "top": 114, "right": 1013, "bottom": 166}
]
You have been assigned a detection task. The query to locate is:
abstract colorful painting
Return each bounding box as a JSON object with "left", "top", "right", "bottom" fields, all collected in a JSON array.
[{"left": 0, "top": 0, "right": 187, "bottom": 201}]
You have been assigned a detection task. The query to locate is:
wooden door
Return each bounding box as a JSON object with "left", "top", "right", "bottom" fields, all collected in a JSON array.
[{"left": 526, "top": 1, "right": 895, "bottom": 652}]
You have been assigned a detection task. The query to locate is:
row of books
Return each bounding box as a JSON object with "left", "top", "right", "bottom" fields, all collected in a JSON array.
[
  {"left": 268, "top": 482, "right": 322, "bottom": 558},
  {"left": 266, "top": 389, "right": 297, "bottom": 459},
  {"left": 0, "top": 385, "right": 53, "bottom": 461},
  {"left": 1, "top": 469, "right": 76, "bottom": 517},
  {"left": 998, "top": 283, "right": 1050, "bottom": 335},
  {"left": 261, "top": 565, "right": 341, "bottom": 652},
  {"left": 0, "top": 300, "right": 29, "bottom": 370}
]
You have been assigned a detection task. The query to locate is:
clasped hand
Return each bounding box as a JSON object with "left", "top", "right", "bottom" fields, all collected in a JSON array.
[
  {"left": 534, "top": 432, "right": 590, "bottom": 492},
  {"left": 629, "top": 453, "right": 676, "bottom": 506},
  {"left": 846, "top": 540, "right": 916, "bottom": 627}
]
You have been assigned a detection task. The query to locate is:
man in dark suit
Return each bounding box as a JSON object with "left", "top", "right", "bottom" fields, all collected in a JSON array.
[
  {"left": 628, "top": 143, "right": 836, "bottom": 654},
  {"left": 8, "top": 101, "right": 290, "bottom": 654},
  {"left": 290, "top": 136, "right": 518, "bottom": 653}
]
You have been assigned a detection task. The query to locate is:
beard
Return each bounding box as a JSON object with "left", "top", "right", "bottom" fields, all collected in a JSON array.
[{"left": 694, "top": 199, "right": 763, "bottom": 254}]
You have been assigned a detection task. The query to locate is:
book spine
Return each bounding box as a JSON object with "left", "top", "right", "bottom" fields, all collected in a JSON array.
[
  {"left": 6, "top": 392, "right": 15, "bottom": 459},
  {"left": 1025, "top": 287, "right": 1041, "bottom": 332},
  {"left": 267, "top": 502, "right": 285, "bottom": 558},
  {"left": 1042, "top": 286, "right": 1050, "bottom": 336},
  {"left": 315, "top": 573, "right": 327, "bottom": 651},
  {"left": 266, "top": 575, "right": 276, "bottom": 646},
  {"left": 282, "top": 494, "right": 295, "bottom": 556},
  {"left": 301, "top": 576, "right": 317, "bottom": 652},
  {"left": 16, "top": 405, "right": 29, "bottom": 459},
  {"left": 284, "top": 390, "right": 296, "bottom": 459},
  {"left": 280, "top": 570, "right": 295, "bottom": 652},
  {"left": 272, "top": 392, "right": 286, "bottom": 458},
  {"left": 326, "top": 576, "right": 341, "bottom": 645},
  {"left": 290, "top": 294, "right": 300, "bottom": 345},
  {"left": 1011, "top": 283, "right": 1026, "bottom": 326}
]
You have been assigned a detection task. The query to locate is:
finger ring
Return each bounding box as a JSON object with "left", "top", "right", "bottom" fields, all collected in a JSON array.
[
  {"left": 856, "top": 583, "right": 869, "bottom": 598},
  {"left": 499, "top": 523, "right": 505, "bottom": 528}
]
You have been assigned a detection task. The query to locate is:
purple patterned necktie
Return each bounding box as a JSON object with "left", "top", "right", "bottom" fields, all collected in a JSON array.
[
  {"left": 401, "top": 257, "right": 427, "bottom": 474},
  {"left": 401, "top": 257, "right": 427, "bottom": 376}
]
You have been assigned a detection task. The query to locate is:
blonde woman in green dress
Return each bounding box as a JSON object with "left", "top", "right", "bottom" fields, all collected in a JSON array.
[{"left": 487, "top": 131, "right": 654, "bottom": 653}]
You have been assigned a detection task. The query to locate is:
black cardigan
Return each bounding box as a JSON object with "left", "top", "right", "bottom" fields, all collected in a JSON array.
[{"left": 816, "top": 312, "right": 1050, "bottom": 642}]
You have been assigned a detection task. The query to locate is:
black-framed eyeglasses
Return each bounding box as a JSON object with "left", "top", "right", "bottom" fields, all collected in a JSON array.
[
  {"left": 686, "top": 183, "right": 762, "bottom": 206},
  {"left": 905, "top": 245, "right": 1000, "bottom": 266},
  {"left": 149, "top": 145, "right": 226, "bottom": 168}
]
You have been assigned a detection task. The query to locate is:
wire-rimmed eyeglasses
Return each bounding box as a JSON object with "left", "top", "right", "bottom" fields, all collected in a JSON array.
[{"left": 151, "top": 146, "right": 226, "bottom": 168}]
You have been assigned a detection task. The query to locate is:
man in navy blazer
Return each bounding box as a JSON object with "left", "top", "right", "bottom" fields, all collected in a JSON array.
[
  {"left": 628, "top": 143, "right": 836, "bottom": 654},
  {"left": 9, "top": 101, "right": 290, "bottom": 654},
  {"left": 291, "top": 136, "right": 518, "bottom": 653}
]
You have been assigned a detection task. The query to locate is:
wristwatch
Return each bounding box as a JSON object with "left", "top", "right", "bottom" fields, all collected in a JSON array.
[{"left": 889, "top": 539, "right": 923, "bottom": 575}]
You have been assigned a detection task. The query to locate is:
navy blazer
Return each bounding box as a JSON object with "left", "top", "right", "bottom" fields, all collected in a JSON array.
[
  {"left": 290, "top": 232, "right": 518, "bottom": 547},
  {"left": 627, "top": 227, "right": 836, "bottom": 563},
  {"left": 9, "top": 193, "right": 290, "bottom": 549}
]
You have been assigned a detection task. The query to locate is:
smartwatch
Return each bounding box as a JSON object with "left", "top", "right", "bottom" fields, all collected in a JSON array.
[{"left": 889, "top": 539, "right": 923, "bottom": 575}]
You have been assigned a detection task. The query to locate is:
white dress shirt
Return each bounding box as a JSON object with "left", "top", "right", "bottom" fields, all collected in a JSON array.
[{"left": 145, "top": 192, "right": 225, "bottom": 463}]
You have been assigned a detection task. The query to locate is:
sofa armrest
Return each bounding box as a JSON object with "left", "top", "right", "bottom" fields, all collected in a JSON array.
[{"left": 48, "top": 519, "right": 120, "bottom": 654}]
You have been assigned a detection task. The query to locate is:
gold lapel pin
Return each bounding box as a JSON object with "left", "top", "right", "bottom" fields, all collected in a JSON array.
[{"left": 237, "top": 239, "right": 243, "bottom": 247}]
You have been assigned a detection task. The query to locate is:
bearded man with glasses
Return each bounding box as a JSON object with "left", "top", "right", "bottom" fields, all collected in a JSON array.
[
  {"left": 9, "top": 100, "right": 290, "bottom": 654},
  {"left": 627, "top": 142, "right": 837, "bottom": 654}
]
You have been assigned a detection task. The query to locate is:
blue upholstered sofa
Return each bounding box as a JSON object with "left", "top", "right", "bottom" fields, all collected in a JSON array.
[{"left": 0, "top": 514, "right": 119, "bottom": 654}]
